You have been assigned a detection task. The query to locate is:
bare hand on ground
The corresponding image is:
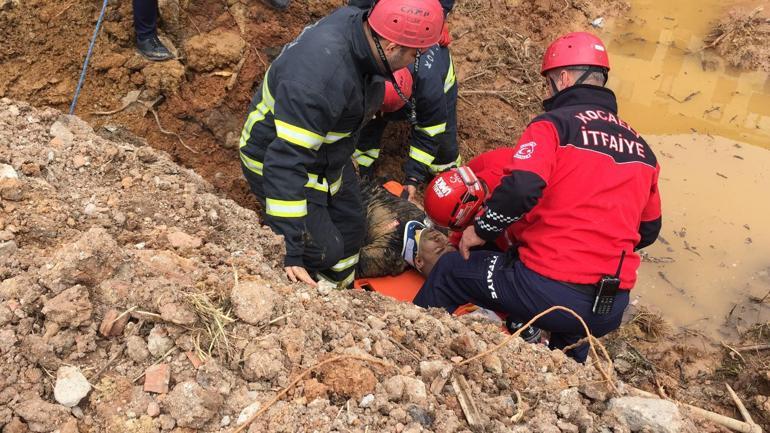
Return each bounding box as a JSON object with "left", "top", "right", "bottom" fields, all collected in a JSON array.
[
  {"left": 285, "top": 266, "right": 317, "bottom": 287},
  {"left": 459, "top": 225, "right": 485, "bottom": 260}
]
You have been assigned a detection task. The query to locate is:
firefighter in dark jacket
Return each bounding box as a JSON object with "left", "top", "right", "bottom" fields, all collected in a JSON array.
[
  {"left": 239, "top": 0, "right": 445, "bottom": 288},
  {"left": 414, "top": 32, "right": 663, "bottom": 362},
  {"left": 351, "top": 0, "right": 457, "bottom": 202}
]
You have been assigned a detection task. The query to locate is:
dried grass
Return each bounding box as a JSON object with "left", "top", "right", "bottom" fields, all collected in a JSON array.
[
  {"left": 704, "top": 7, "right": 770, "bottom": 72},
  {"left": 183, "top": 291, "right": 236, "bottom": 361}
]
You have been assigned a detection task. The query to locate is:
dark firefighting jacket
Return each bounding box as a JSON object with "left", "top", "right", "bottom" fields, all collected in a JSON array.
[
  {"left": 239, "top": 6, "right": 385, "bottom": 267},
  {"left": 354, "top": 44, "right": 458, "bottom": 184},
  {"left": 473, "top": 85, "right": 662, "bottom": 288}
]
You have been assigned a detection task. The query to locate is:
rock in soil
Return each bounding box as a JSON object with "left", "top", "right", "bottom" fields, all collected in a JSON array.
[
  {"left": 163, "top": 381, "right": 223, "bottom": 429},
  {"left": 54, "top": 366, "right": 92, "bottom": 407}
]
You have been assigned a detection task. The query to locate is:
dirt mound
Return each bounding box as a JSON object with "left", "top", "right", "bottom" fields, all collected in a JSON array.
[
  {"left": 704, "top": 6, "right": 770, "bottom": 72},
  {"left": 0, "top": 98, "right": 719, "bottom": 433}
]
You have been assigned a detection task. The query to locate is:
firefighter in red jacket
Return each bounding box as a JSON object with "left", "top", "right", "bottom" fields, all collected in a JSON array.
[{"left": 414, "top": 32, "right": 662, "bottom": 362}]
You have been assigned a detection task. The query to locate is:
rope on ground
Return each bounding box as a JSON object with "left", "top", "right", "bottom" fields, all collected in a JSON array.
[
  {"left": 69, "top": 0, "right": 109, "bottom": 115},
  {"left": 232, "top": 354, "right": 395, "bottom": 433},
  {"left": 457, "top": 305, "right": 617, "bottom": 393}
]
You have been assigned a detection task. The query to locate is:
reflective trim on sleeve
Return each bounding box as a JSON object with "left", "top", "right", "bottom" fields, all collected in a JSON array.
[
  {"left": 324, "top": 131, "right": 352, "bottom": 144},
  {"left": 329, "top": 174, "right": 343, "bottom": 195},
  {"left": 330, "top": 253, "right": 360, "bottom": 272},
  {"left": 353, "top": 148, "right": 380, "bottom": 167},
  {"left": 444, "top": 55, "right": 456, "bottom": 93},
  {"left": 240, "top": 151, "right": 264, "bottom": 175},
  {"left": 265, "top": 198, "right": 308, "bottom": 218},
  {"left": 319, "top": 271, "right": 356, "bottom": 289},
  {"left": 305, "top": 172, "right": 344, "bottom": 195},
  {"left": 275, "top": 119, "right": 324, "bottom": 150},
  {"left": 415, "top": 122, "right": 447, "bottom": 137},
  {"left": 239, "top": 70, "right": 276, "bottom": 149},
  {"left": 409, "top": 146, "right": 436, "bottom": 166},
  {"left": 429, "top": 154, "right": 461, "bottom": 174}
]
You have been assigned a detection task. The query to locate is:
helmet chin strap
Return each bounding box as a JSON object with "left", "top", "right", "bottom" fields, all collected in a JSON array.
[
  {"left": 549, "top": 66, "right": 609, "bottom": 95},
  {"left": 371, "top": 31, "right": 419, "bottom": 126}
]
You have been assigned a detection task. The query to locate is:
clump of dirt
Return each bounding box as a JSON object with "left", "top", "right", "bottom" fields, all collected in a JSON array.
[
  {"left": 0, "top": 98, "right": 721, "bottom": 433},
  {"left": 607, "top": 305, "right": 770, "bottom": 431},
  {"left": 704, "top": 6, "right": 770, "bottom": 72}
]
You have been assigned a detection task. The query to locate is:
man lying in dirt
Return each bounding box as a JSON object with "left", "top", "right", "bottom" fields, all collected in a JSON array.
[
  {"left": 411, "top": 32, "right": 663, "bottom": 363},
  {"left": 351, "top": 0, "right": 459, "bottom": 203},
  {"left": 238, "top": 0, "right": 444, "bottom": 288}
]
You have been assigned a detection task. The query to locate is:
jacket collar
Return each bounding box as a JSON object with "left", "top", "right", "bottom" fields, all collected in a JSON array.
[
  {"left": 542, "top": 84, "right": 618, "bottom": 113},
  {"left": 350, "top": 10, "right": 383, "bottom": 76}
]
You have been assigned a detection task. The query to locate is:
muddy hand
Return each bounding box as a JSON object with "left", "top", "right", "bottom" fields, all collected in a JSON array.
[
  {"left": 459, "top": 225, "right": 485, "bottom": 260},
  {"left": 284, "top": 266, "right": 318, "bottom": 287}
]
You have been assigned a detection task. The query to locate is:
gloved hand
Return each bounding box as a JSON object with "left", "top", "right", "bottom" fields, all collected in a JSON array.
[{"left": 439, "top": 23, "right": 452, "bottom": 47}]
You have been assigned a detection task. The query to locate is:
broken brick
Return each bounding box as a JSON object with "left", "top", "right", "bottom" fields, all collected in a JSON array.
[
  {"left": 185, "top": 351, "right": 204, "bottom": 369},
  {"left": 144, "top": 363, "right": 171, "bottom": 394}
]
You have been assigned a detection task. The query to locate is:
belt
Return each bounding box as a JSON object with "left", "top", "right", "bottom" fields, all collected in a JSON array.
[{"left": 564, "top": 282, "right": 597, "bottom": 296}]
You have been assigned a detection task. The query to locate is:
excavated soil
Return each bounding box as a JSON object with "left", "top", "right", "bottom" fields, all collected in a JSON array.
[
  {"left": 2, "top": 0, "right": 770, "bottom": 431},
  {"left": 0, "top": 98, "right": 725, "bottom": 433}
]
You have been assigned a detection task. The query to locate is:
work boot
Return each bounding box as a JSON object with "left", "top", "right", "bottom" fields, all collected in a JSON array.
[
  {"left": 262, "top": 0, "right": 291, "bottom": 10},
  {"left": 136, "top": 35, "right": 174, "bottom": 62},
  {"left": 505, "top": 317, "right": 542, "bottom": 344}
]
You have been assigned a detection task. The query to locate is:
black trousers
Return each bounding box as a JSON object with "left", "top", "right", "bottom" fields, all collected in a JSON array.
[
  {"left": 414, "top": 251, "right": 629, "bottom": 362},
  {"left": 242, "top": 161, "right": 366, "bottom": 287},
  {"left": 133, "top": 0, "right": 158, "bottom": 40}
]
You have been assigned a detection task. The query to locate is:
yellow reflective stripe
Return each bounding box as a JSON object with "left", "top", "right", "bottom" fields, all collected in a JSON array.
[
  {"left": 239, "top": 69, "right": 275, "bottom": 149},
  {"left": 416, "top": 122, "right": 447, "bottom": 137},
  {"left": 319, "top": 271, "right": 355, "bottom": 289},
  {"left": 329, "top": 175, "right": 343, "bottom": 195},
  {"left": 409, "top": 146, "right": 436, "bottom": 166},
  {"left": 240, "top": 151, "right": 264, "bottom": 175},
  {"left": 275, "top": 120, "right": 324, "bottom": 150},
  {"left": 305, "top": 173, "right": 343, "bottom": 195},
  {"left": 265, "top": 198, "right": 307, "bottom": 218},
  {"left": 305, "top": 173, "right": 328, "bottom": 192},
  {"left": 330, "top": 253, "right": 359, "bottom": 272},
  {"left": 444, "top": 55, "right": 456, "bottom": 93},
  {"left": 338, "top": 271, "right": 355, "bottom": 288},
  {"left": 324, "top": 131, "right": 351, "bottom": 144},
  {"left": 355, "top": 154, "right": 375, "bottom": 167},
  {"left": 430, "top": 154, "right": 461, "bottom": 174},
  {"left": 239, "top": 101, "right": 271, "bottom": 149}
]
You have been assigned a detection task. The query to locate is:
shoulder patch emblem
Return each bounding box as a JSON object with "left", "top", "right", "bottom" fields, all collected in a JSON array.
[{"left": 514, "top": 141, "right": 537, "bottom": 160}]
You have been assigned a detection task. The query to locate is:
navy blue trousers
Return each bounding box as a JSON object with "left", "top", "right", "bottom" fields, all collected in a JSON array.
[
  {"left": 413, "top": 251, "right": 629, "bottom": 362},
  {"left": 133, "top": 0, "right": 158, "bottom": 40}
]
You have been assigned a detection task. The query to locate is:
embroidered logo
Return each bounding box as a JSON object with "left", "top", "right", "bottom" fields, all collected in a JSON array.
[{"left": 514, "top": 141, "right": 537, "bottom": 160}]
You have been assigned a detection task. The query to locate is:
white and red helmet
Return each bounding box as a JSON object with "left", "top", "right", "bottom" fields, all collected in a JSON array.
[{"left": 424, "top": 166, "right": 488, "bottom": 230}]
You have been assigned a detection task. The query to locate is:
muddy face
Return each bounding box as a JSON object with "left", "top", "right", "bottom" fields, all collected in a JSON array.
[{"left": 414, "top": 228, "right": 455, "bottom": 277}]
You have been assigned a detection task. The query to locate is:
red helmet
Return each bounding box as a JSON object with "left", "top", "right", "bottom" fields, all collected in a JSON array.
[
  {"left": 368, "top": 0, "right": 445, "bottom": 49},
  {"left": 381, "top": 67, "right": 413, "bottom": 112},
  {"left": 424, "top": 166, "right": 488, "bottom": 230},
  {"left": 541, "top": 32, "right": 610, "bottom": 75}
]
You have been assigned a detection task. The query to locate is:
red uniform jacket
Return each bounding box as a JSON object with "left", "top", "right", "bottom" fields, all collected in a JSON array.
[{"left": 473, "top": 85, "right": 662, "bottom": 289}]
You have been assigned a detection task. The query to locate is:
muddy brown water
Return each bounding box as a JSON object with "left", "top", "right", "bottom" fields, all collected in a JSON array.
[{"left": 602, "top": 0, "right": 770, "bottom": 337}]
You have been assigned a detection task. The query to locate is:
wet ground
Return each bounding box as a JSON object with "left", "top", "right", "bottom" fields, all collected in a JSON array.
[{"left": 601, "top": 0, "right": 770, "bottom": 337}]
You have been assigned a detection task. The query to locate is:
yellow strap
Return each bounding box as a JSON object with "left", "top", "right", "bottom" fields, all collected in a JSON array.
[
  {"left": 324, "top": 131, "right": 352, "bottom": 144},
  {"left": 239, "top": 69, "right": 276, "bottom": 149},
  {"left": 265, "top": 198, "right": 307, "bottom": 218},
  {"left": 409, "top": 146, "right": 436, "bottom": 166}
]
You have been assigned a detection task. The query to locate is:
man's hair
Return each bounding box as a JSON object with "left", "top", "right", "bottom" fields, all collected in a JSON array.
[{"left": 547, "top": 67, "right": 607, "bottom": 86}]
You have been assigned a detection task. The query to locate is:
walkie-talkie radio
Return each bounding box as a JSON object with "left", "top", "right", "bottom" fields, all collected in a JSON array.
[{"left": 592, "top": 250, "right": 626, "bottom": 315}]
